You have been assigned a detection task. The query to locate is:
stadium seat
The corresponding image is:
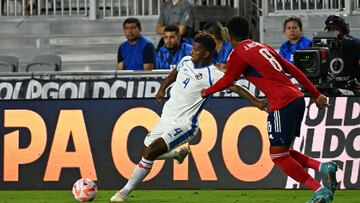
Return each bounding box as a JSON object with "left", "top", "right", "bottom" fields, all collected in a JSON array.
[
  {"left": 0, "top": 55, "right": 19, "bottom": 72},
  {"left": 26, "top": 54, "right": 62, "bottom": 72}
]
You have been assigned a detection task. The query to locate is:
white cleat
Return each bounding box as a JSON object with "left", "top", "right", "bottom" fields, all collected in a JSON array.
[
  {"left": 110, "top": 191, "right": 128, "bottom": 202},
  {"left": 175, "top": 147, "right": 190, "bottom": 164}
]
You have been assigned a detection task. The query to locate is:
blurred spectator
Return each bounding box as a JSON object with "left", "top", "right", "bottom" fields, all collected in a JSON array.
[
  {"left": 156, "top": 25, "right": 192, "bottom": 69},
  {"left": 117, "top": 17, "right": 156, "bottom": 71},
  {"left": 279, "top": 17, "right": 311, "bottom": 64},
  {"left": 1, "top": 1, "right": 4, "bottom": 14},
  {"left": 156, "top": 0, "right": 194, "bottom": 49},
  {"left": 25, "top": 0, "right": 36, "bottom": 16},
  {"left": 324, "top": 15, "right": 360, "bottom": 94},
  {"left": 202, "top": 21, "right": 233, "bottom": 71}
]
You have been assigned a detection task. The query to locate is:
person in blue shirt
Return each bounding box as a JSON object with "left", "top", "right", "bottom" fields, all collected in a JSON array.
[
  {"left": 279, "top": 17, "right": 311, "bottom": 64},
  {"left": 156, "top": 25, "right": 192, "bottom": 69},
  {"left": 202, "top": 21, "right": 233, "bottom": 71},
  {"left": 117, "top": 17, "right": 156, "bottom": 70}
]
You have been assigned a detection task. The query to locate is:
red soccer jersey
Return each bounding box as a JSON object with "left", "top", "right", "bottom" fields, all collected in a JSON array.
[{"left": 204, "top": 39, "right": 320, "bottom": 112}]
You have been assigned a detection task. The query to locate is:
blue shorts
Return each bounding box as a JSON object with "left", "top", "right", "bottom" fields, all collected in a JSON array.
[{"left": 267, "top": 97, "right": 305, "bottom": 146}]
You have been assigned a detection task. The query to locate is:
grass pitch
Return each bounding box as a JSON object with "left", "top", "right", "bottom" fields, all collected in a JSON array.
[{"left": 0, "top": 190, "right": 358, "bottom": 203}]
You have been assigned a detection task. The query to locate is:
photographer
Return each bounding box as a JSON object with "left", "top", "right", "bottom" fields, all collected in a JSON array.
[{"left": 324, "top": 15, "right": 360, "bottom": 95}]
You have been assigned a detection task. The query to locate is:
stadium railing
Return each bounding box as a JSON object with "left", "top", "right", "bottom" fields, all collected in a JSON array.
[
  {"left": 261, "top": 0, "right": 360, "bottom": 16},
  {"left": 0, "top": 0, "right": 89, "bottom": 17},
  {"left": 0, "top": 0, "right": 238, "bottom": 18}
]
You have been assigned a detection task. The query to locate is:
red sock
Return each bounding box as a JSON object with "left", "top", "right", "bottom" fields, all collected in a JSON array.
[
  {"left": 270, "top": 148, "right": 321, "bottom": 192},
  {"left": 289, "top": 149, "right": 321, "bottom": 171}
]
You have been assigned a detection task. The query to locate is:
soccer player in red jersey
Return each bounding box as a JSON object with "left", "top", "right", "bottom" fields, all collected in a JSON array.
[{"left": 201, "top": 17, "right": 338, "bottom": 203}]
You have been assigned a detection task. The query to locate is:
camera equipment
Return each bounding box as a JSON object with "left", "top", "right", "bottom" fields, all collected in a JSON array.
[
  {"left": 312, "top": 31, "right": 341, "bottom": 49},
  {"left": 294, "top": 31, "right": 340, "bottom": 85},
  {"left": 294, "top": 47, "right": 330, "bottom": 84},
  {"left": 294, "top": 31, "right": 344, "bottom": 95}
]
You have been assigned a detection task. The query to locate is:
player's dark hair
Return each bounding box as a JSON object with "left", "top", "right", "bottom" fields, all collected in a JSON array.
[
  {"left": 164, "top": 25, "right": 180, "bottom": 34},
  {"left": 226, "top": 16, "right": 249, "bottom": 41},
  {"left": 193, "top": 32, "right": 216, "bottom": 56},
  {"left": 123, "top": 17, "right": 141, "bottom": 30},
  {"left": 283, "top": 16, "right": 303, "bottom": 32},
  {"left": 202, "top": 21, "right": 224, "bottom": 40}
]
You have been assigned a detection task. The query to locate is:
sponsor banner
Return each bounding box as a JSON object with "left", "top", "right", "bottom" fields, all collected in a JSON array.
[
  {"left": 0, "top": 74, "right": 269, "bottom": 100},
  {"left": 0, "top": 97, "right": 358, "bottom": 189},
  {"left": 287, "top": 97, "right": 360, "bottom": 190}
]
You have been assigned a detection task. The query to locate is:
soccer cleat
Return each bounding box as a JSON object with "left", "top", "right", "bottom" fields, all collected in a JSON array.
[
  {"left": 175, "top": 146, "right": 190, "bottom": 164},
  {"left": 110, "top": 190, "right": 128, "bottom": 202},
  {"left": 306, "top": 187, "right": 333, "bottom": 203},
  {"left": 320, "top": 161, "right": 338, "bottom": 193}
]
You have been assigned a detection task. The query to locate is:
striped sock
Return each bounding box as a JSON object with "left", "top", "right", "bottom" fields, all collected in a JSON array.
[{"left": 121, "top": 158, "right": 154, "bottom": 195}]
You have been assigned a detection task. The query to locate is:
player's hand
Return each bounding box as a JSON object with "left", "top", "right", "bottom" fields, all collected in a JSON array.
[
  {"left": 315, "top": 94, "right": 330, "bottom": 108},
  {"left": 156, "top": 89, "right": 166, "bottom": 103},
  {"left": 201, "top": 89, "right": 207, "bottom": 98},
  {"left": 253, "top": 98, "right": 268, "bottom": 111}
]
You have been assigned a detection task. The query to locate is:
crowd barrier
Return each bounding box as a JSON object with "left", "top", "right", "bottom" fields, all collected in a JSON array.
[{"left": 0, "top": 71, "right": 358, "bottom": 190}]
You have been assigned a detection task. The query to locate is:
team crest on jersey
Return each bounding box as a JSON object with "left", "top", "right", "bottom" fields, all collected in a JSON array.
[{"left": 195, "top": 73, "right": 203, "bottom": 80}]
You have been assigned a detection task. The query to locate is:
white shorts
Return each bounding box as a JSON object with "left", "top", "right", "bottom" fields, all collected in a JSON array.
[{"left": 144, "top": 121, "right": 198, "bottom": 151}]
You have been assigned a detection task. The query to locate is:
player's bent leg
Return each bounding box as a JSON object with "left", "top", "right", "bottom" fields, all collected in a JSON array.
[
  {"left": 110, "top": 139, "right": 167, "bottom": 202},
  {"left": 110, "top": 156, "right": 154, "bottom": 202},
  {"left": 270, "top": 146, "right": 321, "bottom": 192},
  {"left": 156, "top": 125, "right": 195, "bottom": 163},
  {"left": 320, "top": 161, "right": 338, "bottom": 193},
  {"left": 289, "top": 149, "right": 321, "bottom": 170},
  {"left": 143, "top": 138, "right": 169, "bottom": 160},
  {"left": 157, "top": 146, "right": 191, "bottom": 164}
]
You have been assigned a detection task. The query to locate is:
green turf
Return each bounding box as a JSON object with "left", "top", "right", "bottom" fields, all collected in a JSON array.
[{"left": 0, "top": 190, "right": 358, "bottom": 203}]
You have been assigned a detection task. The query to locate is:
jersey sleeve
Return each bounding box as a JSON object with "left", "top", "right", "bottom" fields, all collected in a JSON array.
[
  {"left": 211, "top": 68, "right": 225, "bottom": 84},
  {"left": 204, "top": 50, "right": 246, "bottom": 96},
  {"left": 117, "top": 45, "right": 124, "bottom": 63},
  {"left": 267, "top": 45, "right": 321, "bottom": 98},
  {"left": 143, "top": 43, "right": 156, "bottom": 64},
  {"left": 157, "top": 5, "right": 165, "bottom": 25},
  {"left": 179, "top": 4, "right": 194, "bottom": 28},
  {"left": 176, "top": 56, "right": 191, "bottom": 71}
]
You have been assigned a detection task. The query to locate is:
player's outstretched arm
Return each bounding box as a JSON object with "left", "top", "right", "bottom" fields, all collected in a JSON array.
[
  {"left": 156, "top": 68, "right": 178, "bottom": 103},
  {"left": 228, "top": 84, "right": 268, "bottom": 111}
]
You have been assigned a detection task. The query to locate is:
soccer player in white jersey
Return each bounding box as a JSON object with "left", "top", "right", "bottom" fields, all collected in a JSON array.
[{"left": 110, "top": 32, "right": 267, "bottom": 202}]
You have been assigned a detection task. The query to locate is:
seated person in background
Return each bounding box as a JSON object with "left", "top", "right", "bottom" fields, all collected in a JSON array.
[
  {"left": 156, "top": 0, "right": 194, "bottom": 49},
  {"left": 156, "top": 25, "right": 192, "bottom": 69},
  {"left": 323, "top": 15, "right": 360, "bottom": 94},
  {"left": 202, "top": 21, "right": 233, "bottom": 71},
  {"left": 118, "top": 17, "right": 156, "bottom": 70},
  {"left": 279, "top": 17, "right": 311, "bottom": 64}
]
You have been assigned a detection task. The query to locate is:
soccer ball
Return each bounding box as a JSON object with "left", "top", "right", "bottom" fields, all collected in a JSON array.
[{"left": 72, "top": 178, "right": 97, "bottom": 202}]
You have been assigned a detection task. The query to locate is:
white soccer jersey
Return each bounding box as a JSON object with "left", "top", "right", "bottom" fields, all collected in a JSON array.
[{"left": 159, "top": 56, "right": 224, "bottom": 126}]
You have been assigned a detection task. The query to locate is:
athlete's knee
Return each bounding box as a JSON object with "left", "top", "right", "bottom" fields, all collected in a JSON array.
[
  {"left": 143, "top": 139, "right": 168, "bottom": 160},
  {"left": 269, "top": 146, "right": 289, "bottom": 163},
  {"left": 143, "top": 145, "right": 158, "bottom": 160}
]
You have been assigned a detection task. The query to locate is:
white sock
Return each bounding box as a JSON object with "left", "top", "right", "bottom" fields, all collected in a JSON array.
[
  {"left": 157, "top": 150, "right": 179, "bottom": 160},
  {"left": 120, "top": 157, "right": 153, "bottom": 195}
]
